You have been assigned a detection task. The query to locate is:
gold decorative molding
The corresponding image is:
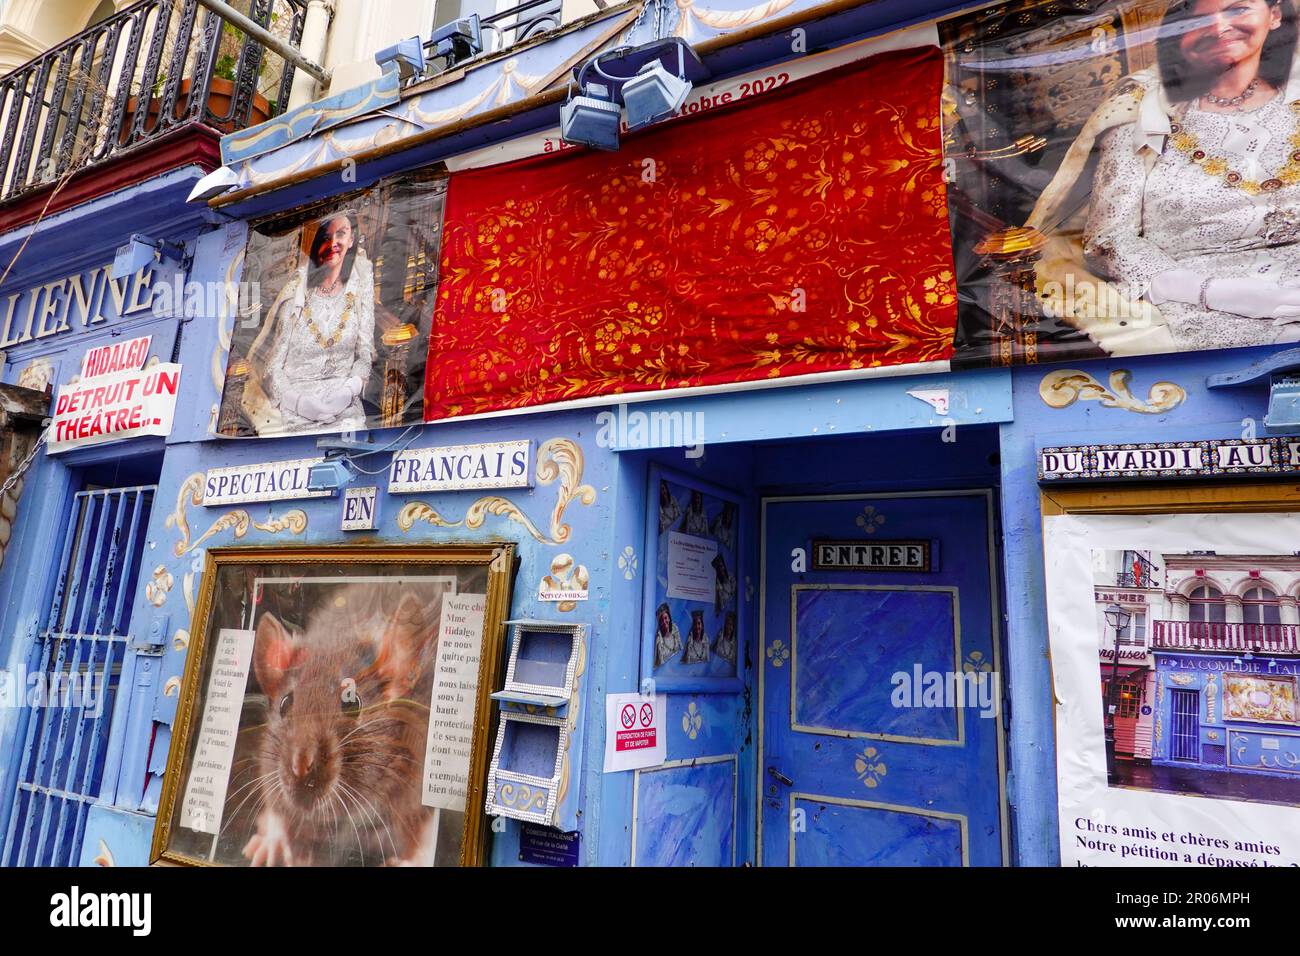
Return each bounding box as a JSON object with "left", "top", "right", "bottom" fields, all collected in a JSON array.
[
  {"left": 396, "top": 501, "right": 463, "bottom": 531},
  {"left": 92, "top": 839, "right": 115, "bottom": 868},
  {"left": 1040, "top": 369, "right": 1185, "bottom": 414},
  {"left": 1170, "top": 672, "right": 1194, "bottom": 686},
  {"left": 464, "top": 496, "right": 547, "bottom": 541},
  {"left": 399, "top": 437, "right": 597, "bottom": 546},
  {"left": 166, "top": 472, "right": 308, "bottom": 555},
  {"left": 535, "top": 438, "right": 597, "bottom": 544},
  {"left": 497, "top": 782, "right": 547, "bottom": 811},
  {"left": 165, "top": 474, "right": 206, "bottom": 556},
  {"left": 144, "top": 566, "right": 174, "bottom": 607}
]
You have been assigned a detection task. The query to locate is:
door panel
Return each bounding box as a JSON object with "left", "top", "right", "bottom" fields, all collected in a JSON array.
[
  {"left": 760, "top": 491, "right": 1005, "bottom": 866},
  {"left": 793, "top": 587, "right": 960, "bottom": 743},
  {"left": 791, "top": 795, "right": 966, "bottom": 866}
]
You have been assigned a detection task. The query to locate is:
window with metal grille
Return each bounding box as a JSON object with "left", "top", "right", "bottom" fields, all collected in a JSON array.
[
  {"left": 1170, "top": 688, "right": 1200, "bottom": 762},
  {"left": 1116, "top": 680, "right": 1142, "bottom": 718},
  {"left": 1, "top": 485, "right": 155, "bottom": 867}
]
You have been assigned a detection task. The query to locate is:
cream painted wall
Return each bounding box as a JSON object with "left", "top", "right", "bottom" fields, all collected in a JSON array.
[{"left": 1, "top": 0, "right": 607, "bottom": 97}]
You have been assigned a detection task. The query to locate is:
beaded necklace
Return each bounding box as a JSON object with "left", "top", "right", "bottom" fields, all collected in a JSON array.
[
  {"left": 302, "top": 288, "right": 354, "bottom": 349},
  {"left": 1168, "top": 100, "right": 1300, "bottom": 196}
]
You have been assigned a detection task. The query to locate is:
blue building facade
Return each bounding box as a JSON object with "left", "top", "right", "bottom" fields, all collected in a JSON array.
[{"left": 3, "top": 0, "right": 1300, "bottom": 870}]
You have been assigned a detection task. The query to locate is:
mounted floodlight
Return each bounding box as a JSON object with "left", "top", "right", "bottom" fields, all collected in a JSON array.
[
  {"left": 307, "top": 456, "right": 355, "bottom": 493},
  {"left": 187, "top": 165, "right": 240, "bottom": 203},
  {"left": 561, "top": 38, "right": 705, "bottom": 151},
  {"left": 429, "top": 16, "right": 482, "bottom": 68},
  {"left": 112, "top": 234, "right": 185, "bottom": 280},
  {"left": 560, "top": 81, "right": 621, "bottom": 151},
  {"left": 622, "top": 43, "right": 692, "bottom": 129},
  {"left": 375, "top": 36, "right": 426, "bottom": 82}
]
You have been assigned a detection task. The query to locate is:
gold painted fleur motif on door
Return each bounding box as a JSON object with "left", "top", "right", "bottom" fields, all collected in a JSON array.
[
  {"left": 854, "top": 746, "right": 888, "bottom": 789},
  {"left": 767, "top": 639, "right": 790, "bottom": 667},
  {"left": 855, "top": 506, "right": 886, "bottom": 534},
  {"left": 682, "top": 701, "right": 703, "bottom": 740}
]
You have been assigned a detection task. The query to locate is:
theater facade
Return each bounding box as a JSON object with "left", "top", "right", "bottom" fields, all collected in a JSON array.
[{"left": 4, "top": 0, "right": 1300, "bottom": 869}]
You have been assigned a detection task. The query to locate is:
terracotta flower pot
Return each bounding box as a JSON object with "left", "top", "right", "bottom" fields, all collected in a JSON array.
[{"left": 119, "top": 76, "right": 272, "bottom": 144}]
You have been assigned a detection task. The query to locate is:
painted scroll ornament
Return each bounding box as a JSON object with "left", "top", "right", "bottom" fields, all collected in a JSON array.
[
  {"left": 398, "top": 438, "right": 596, "bottom": 545},
  {"left": 1039, "top": 369, "right": 1186, "bottom": 414},
  {"left": 166, "top": 472, "right": 309, "bottom": 556}
]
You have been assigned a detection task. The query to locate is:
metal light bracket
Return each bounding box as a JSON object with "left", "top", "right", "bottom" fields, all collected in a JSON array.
[{"left": 1207, "top": 347, "right": 1300, "bottom": 434}]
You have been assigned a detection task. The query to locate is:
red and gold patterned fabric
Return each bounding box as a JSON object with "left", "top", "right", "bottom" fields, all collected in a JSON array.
[{"left": 426, "top": 46, "right": 954, "bottom": 419}]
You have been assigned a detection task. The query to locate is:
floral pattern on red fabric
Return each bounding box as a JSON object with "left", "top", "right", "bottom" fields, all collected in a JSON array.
[{"left": 426, "top": 46, "right": 955, "bottom": 419}]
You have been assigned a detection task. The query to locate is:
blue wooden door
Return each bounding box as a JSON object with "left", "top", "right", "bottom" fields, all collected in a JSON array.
[{"left": 759, "top": 491, "right": 1006, "bottom": 866}]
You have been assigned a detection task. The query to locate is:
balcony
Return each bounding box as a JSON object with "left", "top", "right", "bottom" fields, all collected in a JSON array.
[
  {"left": 1152, "top": 620, "right": 1300, "bottom": 655},
  {"left": 0, "top": 0, "right": 306, "bottom": 209},
  {"left": 479, "top": 0, "right": 567, "bottom": 55}
]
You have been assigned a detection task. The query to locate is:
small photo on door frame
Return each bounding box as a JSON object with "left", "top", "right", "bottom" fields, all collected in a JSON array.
[{"left": 641, "top": 464, "right": 744, "bottom": 693}]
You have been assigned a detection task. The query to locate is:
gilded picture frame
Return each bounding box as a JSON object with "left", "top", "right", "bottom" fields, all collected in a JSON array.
[{"left": 151, "top": 543, "right": 515, "bottom": 867}]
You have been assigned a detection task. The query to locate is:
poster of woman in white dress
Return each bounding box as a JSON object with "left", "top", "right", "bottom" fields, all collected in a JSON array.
[
  {"left": 217, "top": 175, "right": 447, "bottom": 437},
  {"left": 942, "top": 0, "right": 1300, "bottom": 366}
]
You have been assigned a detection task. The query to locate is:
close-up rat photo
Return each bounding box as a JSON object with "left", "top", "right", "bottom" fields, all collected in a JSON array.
[{"left": 170, "top": 571, "right": 474, "bottom": 867}]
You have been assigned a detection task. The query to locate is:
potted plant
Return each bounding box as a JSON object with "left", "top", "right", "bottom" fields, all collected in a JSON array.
[{"left": 118, "top": 22, "right": 276, "bottom": 144}]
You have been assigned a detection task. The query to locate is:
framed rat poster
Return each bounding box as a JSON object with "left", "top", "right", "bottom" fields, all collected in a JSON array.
[
  {"left": 153, "top": 544, "right": 515, "bottom": 867},
  {"left": 640, "top": 465, "right": 744, "bottom": 693}
]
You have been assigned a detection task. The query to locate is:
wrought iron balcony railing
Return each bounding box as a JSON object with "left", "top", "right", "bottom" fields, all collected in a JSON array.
[
  {"left": 1152, "top": 620, "right": 1300, "bottom": 655},
  {"left": 481, "top": 0, "right": 566, "bottom": 54},
  {"left": 0, "top": 0, "right": 306, "bottom": 207}
]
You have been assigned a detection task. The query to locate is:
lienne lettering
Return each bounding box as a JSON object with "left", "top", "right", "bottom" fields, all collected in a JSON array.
[{"left": 0, "top": 263, "right": 156, "bottom": 348}]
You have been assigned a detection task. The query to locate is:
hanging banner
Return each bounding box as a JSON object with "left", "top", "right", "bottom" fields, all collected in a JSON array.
[
  {"left": 48, "top": 361, "right": 181, "bottom": 454},
  {"left": 1045, "top": 511, "right": 1300, "bottom": 867},
  {"left": 939, "top": 0, "right": 1300, "bottom": 367},
  {"left": 425, "top": 47, "right": 956, "bottom": 420},
  {"left": 218, "top": 173, "right": 446, "bottom": 438}
]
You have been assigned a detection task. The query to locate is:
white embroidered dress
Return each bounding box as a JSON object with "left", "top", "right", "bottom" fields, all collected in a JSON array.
[
  {"left": 1085, "top": 92, "right": 1300, "bottom": 350},
  {"left": 263, "top": 254, "right": 376, "bottom": 433}
]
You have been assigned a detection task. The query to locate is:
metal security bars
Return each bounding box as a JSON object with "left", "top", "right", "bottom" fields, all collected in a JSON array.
[
  {"left": 1, "top": 486, "right": 155, "bottom": 867},
  {"left": 1170, "top": 688, "right": 1200, "bottom": 764},
  {"left": 0, "top": 0, "right": 307, "bottom": 206}
]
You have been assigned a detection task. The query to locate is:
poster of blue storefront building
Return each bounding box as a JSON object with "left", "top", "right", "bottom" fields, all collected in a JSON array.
[{"left": 1099, "top": 551, "right": 1300, "bottom": 806}]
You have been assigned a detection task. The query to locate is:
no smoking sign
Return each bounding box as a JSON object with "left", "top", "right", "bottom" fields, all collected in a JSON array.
[{"left": 604, "top": 693, "right": 666, "bottom": 772}]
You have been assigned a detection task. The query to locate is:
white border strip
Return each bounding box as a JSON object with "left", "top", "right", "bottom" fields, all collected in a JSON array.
[
  {"left": 445, "top": 21, "right": 941, "bottom": 172},
  {"left": 426, "top": 358, "right": 950, "bottom": 428}
]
